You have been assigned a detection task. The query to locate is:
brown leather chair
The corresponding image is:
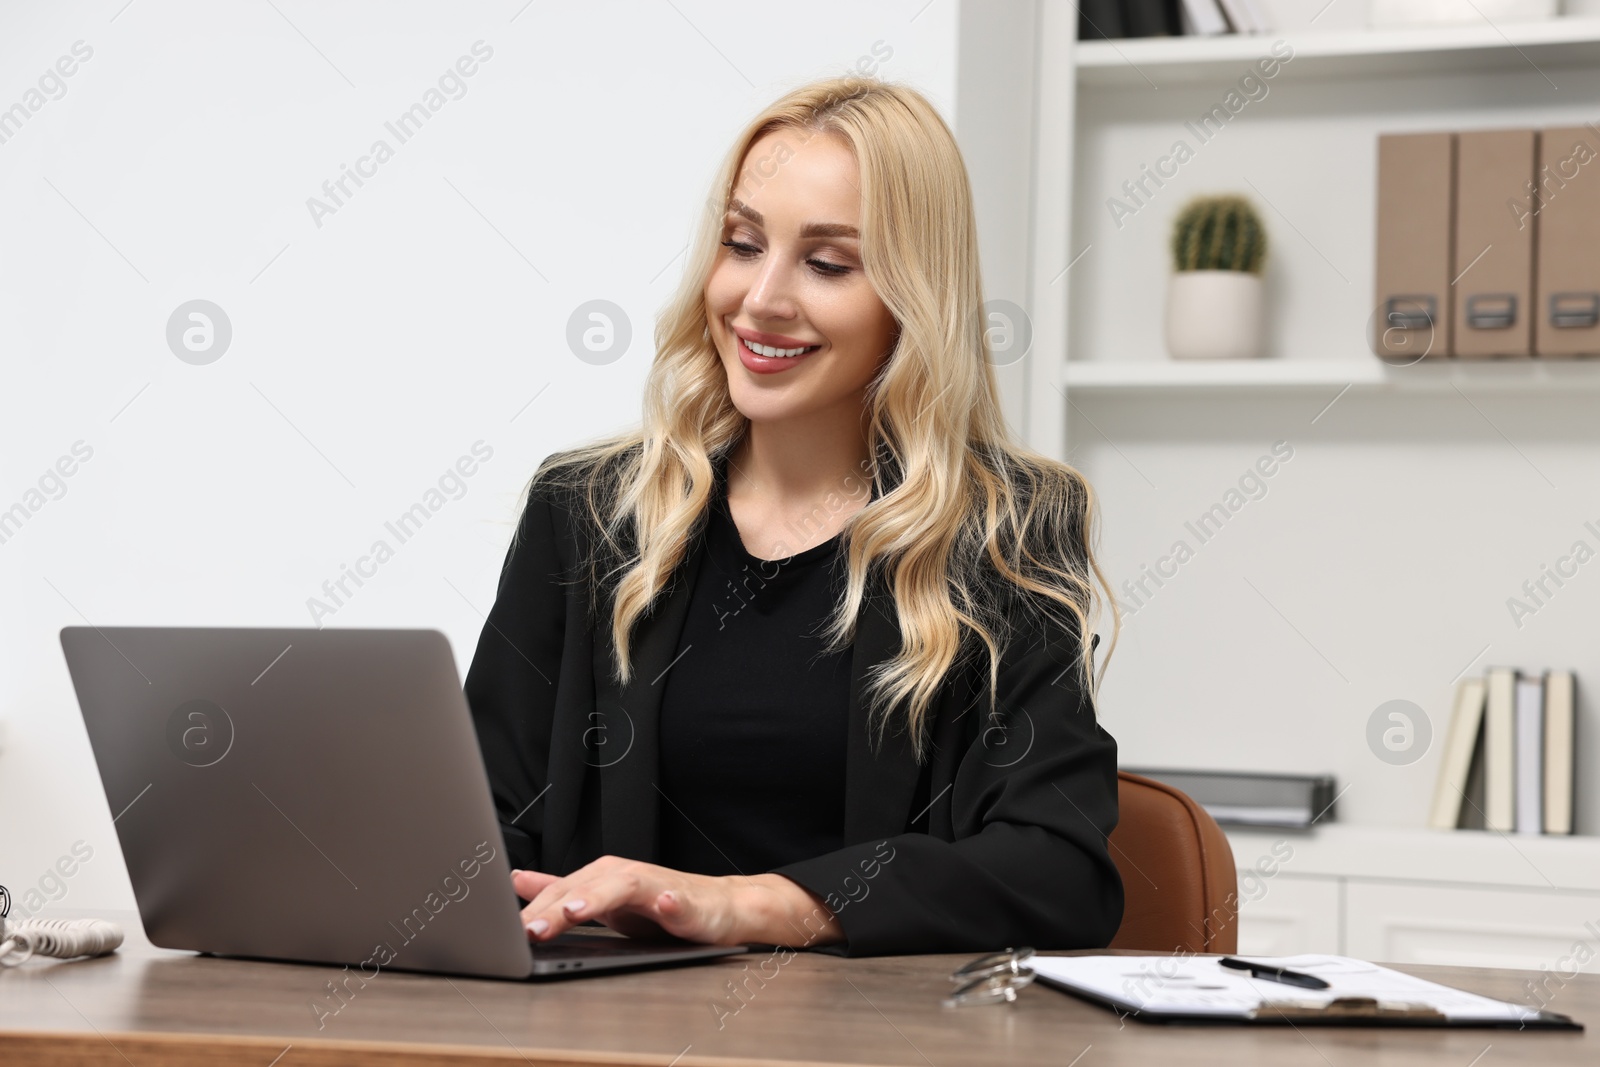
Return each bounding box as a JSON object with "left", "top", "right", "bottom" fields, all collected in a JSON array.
[{"left": 1106, "top": 771, "right": 1239, "bottom": 954}]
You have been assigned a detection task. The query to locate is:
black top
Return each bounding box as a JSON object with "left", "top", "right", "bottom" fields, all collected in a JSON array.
[
  {"left": 462, "top": 441, "right": 1125, "bottom": 956},
  {"left": 655, "top": 470, "right": 854, "bottom": 876}
]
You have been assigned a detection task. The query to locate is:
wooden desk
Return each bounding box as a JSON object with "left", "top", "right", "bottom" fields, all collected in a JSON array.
[{"left": 0, "top": 909, "right": 1591, "bottom": 1066}]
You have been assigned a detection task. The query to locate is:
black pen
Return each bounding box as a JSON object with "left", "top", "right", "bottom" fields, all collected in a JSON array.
[{"left": 1218, "top": 957, "right": 1331, "bottom": 990}]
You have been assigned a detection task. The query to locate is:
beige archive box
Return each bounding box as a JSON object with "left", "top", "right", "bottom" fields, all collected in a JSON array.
[
  {"left": 1534, "top": 126, "right": 1600, "bottom": 357},
  {"left": 1453, "top": 129, "right": 1536, "bottom": 359},
  {"left": 1373, "top": 132, "right": 1455, "bottom": 360}
]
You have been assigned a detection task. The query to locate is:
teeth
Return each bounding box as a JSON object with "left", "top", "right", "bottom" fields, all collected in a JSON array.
[{"left": 745, "top": 339, "right": 817, "bottom": 358}]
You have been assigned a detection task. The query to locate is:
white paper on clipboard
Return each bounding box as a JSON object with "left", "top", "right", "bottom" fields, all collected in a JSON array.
[{"left": 1026, "top": 954, "right": 1544, "bottom": 1023}]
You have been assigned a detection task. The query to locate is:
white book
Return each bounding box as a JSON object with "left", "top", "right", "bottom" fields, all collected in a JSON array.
[
  {"left": 1238, "top": 0, "right": 1271, "bottom": 30},
  {"left": 1483, "top": 667, "right": 1517, "bottom": 832},
  {"left": 1428, "top": 676, "right": 1486, "bottom": 829},
  {"left": 1514, "top": 675, "right": 1544, "bottom": 834},
  {"left": 1216, "top": 0, "right": 1258, "bottom": 32},
  {"left": 1544, "top": 671, "right": 1576, "bottom": 835},
  {"left": 1180, "top": 0, "right": 1231, "bottom": 35}
]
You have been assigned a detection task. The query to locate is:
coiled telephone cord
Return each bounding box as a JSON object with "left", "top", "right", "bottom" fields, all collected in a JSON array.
[{"left": 0, "top": 915, "right": 123, "bottom": 966}]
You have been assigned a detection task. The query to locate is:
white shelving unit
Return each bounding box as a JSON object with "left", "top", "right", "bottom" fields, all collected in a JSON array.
[
  {"left": 1043, "top": 15, "right": 1600, "bottom": 401},
  {"left": 1062, "top": 358, "right": 1600, "bottom": 392},
  {"left": 1075, "top": 17, "right": 1600, "bottom": 87},
  {"left": 1024, "top": 11, "right": 1600, "bottom": 969}
]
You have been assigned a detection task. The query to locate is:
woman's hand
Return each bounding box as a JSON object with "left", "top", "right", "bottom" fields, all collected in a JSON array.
[{"left": 511, "top": 856, "right": 843, "bottom": 948}]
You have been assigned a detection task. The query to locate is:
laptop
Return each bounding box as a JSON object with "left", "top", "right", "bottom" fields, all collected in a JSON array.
[{"left": 59, "top": 626, "right": 747, "bottom": 980}]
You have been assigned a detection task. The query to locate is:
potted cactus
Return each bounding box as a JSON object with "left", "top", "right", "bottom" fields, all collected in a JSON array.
[{"left": 1165, "top": 194, "right": 1268, "bottom": 360}]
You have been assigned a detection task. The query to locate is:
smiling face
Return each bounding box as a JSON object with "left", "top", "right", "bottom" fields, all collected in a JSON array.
[{"left": 705, "top": 129, "right": 899, "bottom": 428}]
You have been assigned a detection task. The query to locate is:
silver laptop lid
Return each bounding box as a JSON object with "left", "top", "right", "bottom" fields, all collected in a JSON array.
[{"left": 60, "top": 626, "right": 535, "bottom": 980}]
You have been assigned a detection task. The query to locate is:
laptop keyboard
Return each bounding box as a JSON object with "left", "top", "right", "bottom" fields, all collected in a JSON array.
[{"left": 531, "top": 933, "right": 694, "bottom": 960}]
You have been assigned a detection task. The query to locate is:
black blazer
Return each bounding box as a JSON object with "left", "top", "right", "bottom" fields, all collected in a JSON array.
[{"left": 463, "top": 453, "right": 1124, "bottom": 957}]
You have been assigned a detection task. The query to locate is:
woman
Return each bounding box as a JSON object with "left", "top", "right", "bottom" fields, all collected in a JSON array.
[{"left": 463, "top": 75, "right": 1124, "bottom": 958}]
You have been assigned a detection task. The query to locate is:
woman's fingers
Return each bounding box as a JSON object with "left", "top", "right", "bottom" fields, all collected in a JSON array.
[
  {"left": 516, "top": 856, "right": 629, "bottom": 938},
  {"left": 524, "top": 869, "right": 648, "bottom": 940},
  {"left": 574, "top": 875, "right": 732, "bottom": 944},
  {"left": 511, "top": 857, "right": 741, "bottom": 945},
  {"left": 510, "top": 868, "right": 560, "bottom": 902},
  {"left": 519, "top": 862, "right": 694, "bottom": 942},
  {"left": 655, "top": 883, "right": 746, "bottom": 944},
  {"left": 651, "top": 888, "right": 701, "bottom": 938}
]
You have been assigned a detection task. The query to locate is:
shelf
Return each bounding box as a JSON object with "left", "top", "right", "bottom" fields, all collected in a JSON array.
[
  {"left": 1062, "top": 358, "right": 1600, "bottom": 393},
  {"left": 1224, "top": 824, "right": 1600, "bottom": 894},
  {"left": 1075, "top": 17, "right": 1600, "bottom": 88}
]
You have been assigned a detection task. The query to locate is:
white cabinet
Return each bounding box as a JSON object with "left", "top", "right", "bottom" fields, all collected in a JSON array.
[
  {"left": 1227, "top": 826, "right": 1600, "bottom": 970},
  {"left": 1346, "top": 882, "right": 1600, "bottom": 973},
  {"left": 1234, "top": 874, "right": 1342, "bottom": 956}
]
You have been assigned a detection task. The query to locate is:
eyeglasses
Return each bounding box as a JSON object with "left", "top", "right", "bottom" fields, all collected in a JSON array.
[{"left": 943, "top": 947, "right": 1037, "bottom": 1007}]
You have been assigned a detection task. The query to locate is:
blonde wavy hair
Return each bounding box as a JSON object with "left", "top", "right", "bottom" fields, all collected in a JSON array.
[{"left": 519, "top": 75, "right": 1118, "bottom": 761}]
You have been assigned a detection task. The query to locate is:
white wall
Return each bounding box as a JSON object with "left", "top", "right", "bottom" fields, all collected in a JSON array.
[
  {"left": 954, "top": 0, "right": 1039, "bottom": 438},
  {"left": 0, "top": 0, "right": 959, "bottom": 914}
]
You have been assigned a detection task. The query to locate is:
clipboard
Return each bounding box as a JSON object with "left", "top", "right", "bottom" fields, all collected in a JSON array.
[{"left": 1027, "top": 953, "right": 1583, "bottom": 1030}]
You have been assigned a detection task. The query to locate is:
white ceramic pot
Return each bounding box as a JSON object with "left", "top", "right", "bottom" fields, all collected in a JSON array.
[
  {"left": 1165, "top": 270, "right": 1265, "bottom": 360},
  {"left": 1369, "top": 0, "right": 1556, "bottom": 26}
]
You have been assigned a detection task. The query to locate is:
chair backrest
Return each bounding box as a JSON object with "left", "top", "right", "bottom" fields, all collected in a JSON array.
[{"left": 1107, "top": 771, "right": 1239, "bottom": 954}]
